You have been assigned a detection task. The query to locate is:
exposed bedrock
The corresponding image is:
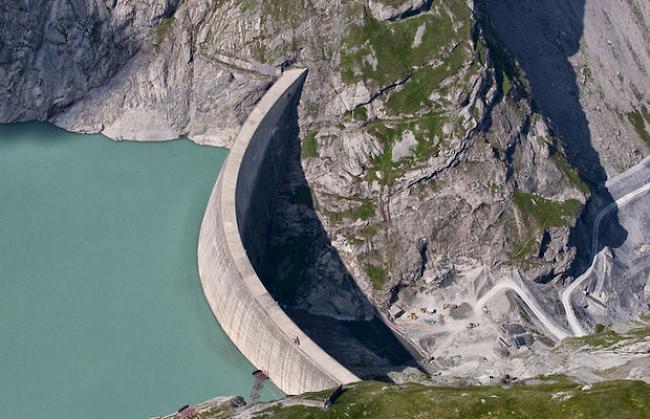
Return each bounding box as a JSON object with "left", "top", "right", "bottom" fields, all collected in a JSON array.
[
  {"left": 486, "top": 0, "right": 650, "bottom": 177},
  {"left": 0, "top": 0, "right": 271, "bottom": 146},
  {"left": 368, "top": 0, "right": 433, "bottom": 21},
  {"left": 3, "top": 0, "right": 650, "bottom": 385},
  {"left": 484, "top": 0, "right": 650, "bottom": 277}
]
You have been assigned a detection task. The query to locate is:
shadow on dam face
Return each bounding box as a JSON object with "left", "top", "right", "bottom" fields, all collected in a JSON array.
[{"left": 250, "top": 104, "right": 417, "bottom": 380}]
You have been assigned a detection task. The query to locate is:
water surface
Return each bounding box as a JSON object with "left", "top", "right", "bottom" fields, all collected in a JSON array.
[{"left": 0, "top": 123, "right": 280, "bottom": 418}]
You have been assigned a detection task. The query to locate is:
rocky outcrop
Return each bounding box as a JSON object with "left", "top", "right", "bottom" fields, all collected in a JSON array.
[
  {"left": 368, "top": 0, "right": 432, "bottom": 21},
  {"left": 0, "top": 0, "right": 271, "bottom": 146},
  {"left": 485, "top": 0, "right": 650, "bottom": 178},
  {"left": 2, "top": 0, "right": 650, "bottom": 384}
]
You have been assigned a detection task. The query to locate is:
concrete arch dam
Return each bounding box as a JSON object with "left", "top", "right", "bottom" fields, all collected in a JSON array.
[{"left": 197, "top": 68, "right": 359, "bottom": 395}]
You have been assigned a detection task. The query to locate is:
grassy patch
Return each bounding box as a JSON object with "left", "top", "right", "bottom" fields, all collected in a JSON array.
[
  {"left": 197, "top": 399, "right": 244, "bottom": 419},
  {"left": 258, "top": 379, "right": 650, "bottom": 418},
  {"left": 326, "top": 198, "right": 376, "bottom": 223},
  {"left": 166, "top": 396, "right": 245, "bottom": 419},
  {"left": 627, "top": 106, "right": 650, "bottom": 146},
  {"left": 350, "top": 199, "right": 375, "bottom": 220},
  {"left": 234, "top": 0, "right": 311, "bottom": 62},
  {"left": 344, "top": 106, "right": 369, "bottom": 123},
  {"left": 365, "top": 113, "right": 445, "bottom": 185},
  {"left": 568, "top": 330, "right": 624, "bottom": 348},
  {"left": 154, "top": 15, "right": 175, "bottom": 48},
  {"left": 551, "top": 149, "right": 591, "bottom": 194},
  {"left": 540, "top": 135, "right": 591, "bottom": 193},
  {"left": 555, "top": 322, "right": 650, "bottom": 358},
  {"left": 364, "top": 264, "right": 388, "bottom": 289},
  {"left": 386, "top": 46, "right": 469, "bottom": 115},
  {"left": 629, "top": 324, "right": 650, "bottom": 340},
  {"left": 514, "top": 192, "right": 583, "bottom": 231},
  {"left": 475, "top": 10, "right": 528, "bottom": 98},
  {"left": 302, "top": 130, "right": 318, "bottom": 158},
  {"left": 508, "top": 239, "right": 538, "bottom": 266},
  {"left": 564, "top": 323, "right": 650, "bottom": 350},
  {"left": 489, "top": 41, "right": 519, "bottom": 97},
  {"left": 340, "top": 1, "right": 470, "bottom": 87}
]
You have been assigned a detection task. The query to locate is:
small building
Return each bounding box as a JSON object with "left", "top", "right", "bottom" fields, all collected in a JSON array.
[{"left": 389, "top": 304, "right": 405, "bottom": 320}]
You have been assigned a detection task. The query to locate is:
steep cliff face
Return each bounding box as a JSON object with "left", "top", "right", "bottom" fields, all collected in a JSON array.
[
  {"left": 0, "top": 0, "right": 271, "bottom": 145},
  {"left": 2, "top": 0, "right": 649, "bottom": 380},
  {"left": 486, "top": 0, "right": 650, "bottom": 178},
  {"left": 0, "top": 0, "right": 153, "bottom": 121},
  {"left": 278, "top": 0, "right": 586, "bottom": 311}
]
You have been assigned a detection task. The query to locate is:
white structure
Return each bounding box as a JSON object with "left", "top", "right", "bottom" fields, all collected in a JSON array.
[{"left": 197, "top": 68, "right": 359, "bottom": 395}]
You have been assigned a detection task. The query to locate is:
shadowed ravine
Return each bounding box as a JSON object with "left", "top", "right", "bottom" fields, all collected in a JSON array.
[
  {"left": 253, "top": 99, "right": 418, "bottom": 381},
  {"left": 484, "top": 0, "right": 627, "bottom": 283}
]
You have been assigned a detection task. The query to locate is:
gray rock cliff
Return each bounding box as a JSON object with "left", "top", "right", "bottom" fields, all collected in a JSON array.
[{"left": 2, "top": 0, "right": 650, "bottom": 383}]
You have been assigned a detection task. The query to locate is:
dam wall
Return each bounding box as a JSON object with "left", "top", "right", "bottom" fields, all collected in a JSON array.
[{"left": 197, "top": 68, "right": 359, "bottom": 395}]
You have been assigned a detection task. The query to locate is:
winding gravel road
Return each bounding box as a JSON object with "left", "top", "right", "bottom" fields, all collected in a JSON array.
[
  {"left": 561, "top": 180, "right": 650, "bottom": 336},
  {"left": 477, "top": 278, "right": 571, "bottom": 340},
  {"left": 479, "top": 156, "right": 650, "bottom": 340}
]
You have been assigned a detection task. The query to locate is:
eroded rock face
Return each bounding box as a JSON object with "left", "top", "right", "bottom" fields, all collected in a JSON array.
[
  {"left": 485, "top": 0, "right": 650, "bottom": 177},
  {"left": 0, "top": 0, "right": 150, "bottom": 121},
  {"left": 2, "top": 0, "right": 650, "bottom": 382},
  {"left": 0, "top": 0, "right": 270, "bottom": 146},
  {"left": 368, "top": 0, "right": 432, "bottom": 21}
]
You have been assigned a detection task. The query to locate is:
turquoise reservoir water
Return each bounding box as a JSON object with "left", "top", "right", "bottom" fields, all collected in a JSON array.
[{"left": 0, "top": 123, "right": 279, "bottom": 418}]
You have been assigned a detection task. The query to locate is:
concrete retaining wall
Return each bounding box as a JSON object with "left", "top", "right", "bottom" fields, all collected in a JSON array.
[{"left": 197, "top": 68, "right": 359, "bottom": 395}]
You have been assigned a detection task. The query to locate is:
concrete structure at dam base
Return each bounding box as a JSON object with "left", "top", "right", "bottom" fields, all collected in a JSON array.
[{"left": 197, "top": 68, "right": 359, "bottom": 395}]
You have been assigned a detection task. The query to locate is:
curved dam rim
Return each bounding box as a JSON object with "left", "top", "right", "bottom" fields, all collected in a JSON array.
[{"left": 198, "top": 67, "right": 359, "bottom": 394}]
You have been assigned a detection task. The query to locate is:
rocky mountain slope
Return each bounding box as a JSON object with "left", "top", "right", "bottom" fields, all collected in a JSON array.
[
  {"left": 2, "top": 0, "right": 649, "bottom": 382},
  {"left": 0, "top": 0, "right": 270, "bottom": 144}
]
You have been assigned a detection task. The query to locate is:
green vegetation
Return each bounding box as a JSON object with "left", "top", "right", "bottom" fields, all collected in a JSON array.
[
  {"left": 491, "top": 44, "right": 516, "bottom": 97},
  {"left": 509, "top": 239, "right": 538, "bottom": 263},
  {"left": 386, "top": 46, "right": 469, "bottom": 115},
  {"left": 568, "top": 328, "right": 624, "bottom": 348},
  {"left": 198, "top": 398, "right": 244, "bottom": 419},
  {"left": 627, "top": 106, "right": 650, "bottom": 146},
  {"left": 363, "top": 263, "right": 388, "bottom": 289},
  {"left": 340, "top": 1, "right": 471, "bottom": 86},
  {"left": 373, "top": 0, "right": 412, "bottom": 6},
  {"left": 630, "top": 324, "right": 650, "bottom": 339},
  {"left": 230, "top": 0, "right": 314, "bottom": 63},
  {"left": 540, "top": 135, "right": 591, "bottom": 193},
  {"left": 474, "top": 10, "right": 529, "bottom": 98},
  {"left": 350, "top": 199, "right": 375, "bottom": 220},
  {"left": 564, "top": 323, "right": 650, "bottom": 349},
  {"left": 154, "top": 15, "right": 175, "bottom": 48},
  {"left": 166, "top": 396, "right": 244, "bottom": 419},
  {"left": 302, "top": 130, "right": 318, "bottom": 158},
  {"left": 344, "top": 106, "right": 369, "bottom": 123},
  {"left": 258, "top": 379, "right": 650, "bottom": 418},
  {"left": 506, "top": 190, "right": 583, "bottom": 267},
  {"left": 551, "top": 149, "right": 591, "bottom": 194},
  {"left": 327, "top": 198, "right": 376, "bottom": 222},
  {"left": 365, "top": 113, "right": 446, "bottom": 185},
  {"left": 514, "top": 192, "right": 583, "bottom": 231}
]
